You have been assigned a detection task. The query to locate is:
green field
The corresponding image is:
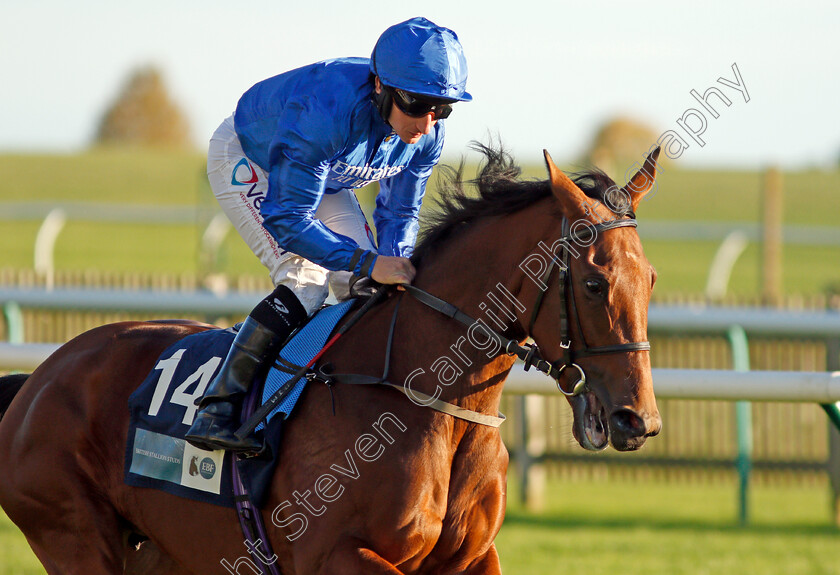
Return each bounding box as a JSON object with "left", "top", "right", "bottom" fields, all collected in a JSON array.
[
  {"left": 2, "top": 477, "right": 837, "bottom": 574},
  {"left": 497, "top": 477, "right": 839, "bottom": 575},
  {"left": 1, "top": 150, "right": 839, "bottom": 296}
]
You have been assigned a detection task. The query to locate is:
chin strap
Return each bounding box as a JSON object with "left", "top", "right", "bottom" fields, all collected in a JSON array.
[
  {"left": 370, "top": 53, "right": 392, "bottom": 125},
  {"left": 372, "top": 87, "right": 392, "bottom": 124}
]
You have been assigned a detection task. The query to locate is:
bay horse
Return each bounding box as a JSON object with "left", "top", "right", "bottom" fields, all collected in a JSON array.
[{"left": 0, "top": 145, "right": 661, "bottom": 574}]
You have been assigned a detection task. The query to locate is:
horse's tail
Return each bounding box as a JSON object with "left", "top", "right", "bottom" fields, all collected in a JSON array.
[{"left": 0, "top": 374, "right": 28, "bottom": 422}]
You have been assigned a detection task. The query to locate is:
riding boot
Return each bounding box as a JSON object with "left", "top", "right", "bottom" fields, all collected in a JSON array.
[{"left": 185, "top": 285, "right": 307, "bottom": 452}]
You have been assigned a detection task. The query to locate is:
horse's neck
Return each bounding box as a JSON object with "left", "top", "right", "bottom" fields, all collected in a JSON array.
[{"left": 397, "top": 207, "right": 553, "bottom": 419}]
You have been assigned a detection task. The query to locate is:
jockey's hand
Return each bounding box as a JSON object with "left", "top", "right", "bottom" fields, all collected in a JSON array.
[{"left": 370, "top": 255, "right": 416, "bottom": 285}]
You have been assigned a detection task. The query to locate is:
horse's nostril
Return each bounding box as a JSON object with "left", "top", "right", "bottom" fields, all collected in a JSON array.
[{"left": 610, "top": 409, "right": 646, "bottom": 438}]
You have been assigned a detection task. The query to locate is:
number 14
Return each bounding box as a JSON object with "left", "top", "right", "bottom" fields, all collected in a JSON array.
[{"left": 147, "top": 349, "right": 222, "bottom": 426}]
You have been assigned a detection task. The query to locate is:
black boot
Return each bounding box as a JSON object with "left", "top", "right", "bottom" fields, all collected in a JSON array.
[{"left": 185, "top": 285, "right": 307, "bottom": 452}]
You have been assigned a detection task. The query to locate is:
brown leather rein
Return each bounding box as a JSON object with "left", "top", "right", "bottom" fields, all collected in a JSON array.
[{"left": 293, "top": 216, "right": 651, "bottom": 429}]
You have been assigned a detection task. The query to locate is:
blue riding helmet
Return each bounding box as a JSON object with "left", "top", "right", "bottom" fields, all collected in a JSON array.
[{"left": 370, "top": 17, "right": 472, "bottom": 103}]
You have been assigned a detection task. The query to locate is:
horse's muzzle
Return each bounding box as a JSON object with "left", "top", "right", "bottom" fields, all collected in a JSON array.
[{"left": 608, "top": 407, "right": 661, "bottom": 451}]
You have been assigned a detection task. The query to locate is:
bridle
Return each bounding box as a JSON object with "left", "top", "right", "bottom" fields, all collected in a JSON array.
[
  {"left": 526, "top": 216, "right": 651, "bottom": 396},
  {"left": 397, "top": 214, "right": 650, "bottom": 399},
  {"left": 243, "top": 211, "right": 653, "bottom": 435}
]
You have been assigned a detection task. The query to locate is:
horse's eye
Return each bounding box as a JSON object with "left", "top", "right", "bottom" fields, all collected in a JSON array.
[{"left": 584, "top": 279, "right": 603, "bottom": 295}]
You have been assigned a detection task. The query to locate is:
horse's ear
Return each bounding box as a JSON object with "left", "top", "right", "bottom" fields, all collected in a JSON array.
[
  {"left": 621, "top": 146, "right": 661, "bottom": 211},
  {"left": 543, "top": 149, "right": 586, "bottom": 216}
]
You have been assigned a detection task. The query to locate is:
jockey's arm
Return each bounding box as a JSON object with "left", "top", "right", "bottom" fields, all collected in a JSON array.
[
  {"left": 261, "top": 160, "right": 416, "bottom": 285},
  {"left": 254, "top": 95, "right": 385, "bottom": 279},
  {"left": 372, "top": 123, "right": 443, "bottom": 284},
  {"left": 260, "top": 155, "right": 381, "bottom": 278}
]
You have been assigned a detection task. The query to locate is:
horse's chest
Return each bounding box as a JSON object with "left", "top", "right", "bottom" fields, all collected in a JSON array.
[{"left": 430, "top": 432, "right": 509, "bottom": 560}]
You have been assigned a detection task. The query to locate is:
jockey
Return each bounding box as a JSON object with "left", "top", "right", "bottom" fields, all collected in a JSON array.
[{"left": 186, "top": 17, "right": 472, "bottom": 452}]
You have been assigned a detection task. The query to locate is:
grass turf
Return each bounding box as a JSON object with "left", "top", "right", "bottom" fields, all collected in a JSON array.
[{"left": 1, "top": 478, "right": 837, "bottom": 574}]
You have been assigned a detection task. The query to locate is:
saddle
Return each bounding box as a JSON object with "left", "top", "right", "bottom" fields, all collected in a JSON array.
[{"left": 124, "top": 300, "right": 357, "bottom": 508}]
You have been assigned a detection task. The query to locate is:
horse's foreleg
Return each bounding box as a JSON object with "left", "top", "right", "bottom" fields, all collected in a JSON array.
[
  {"left": 318, "top": 537, "right": 404, "bottom": 575},
  {"left": 10, "top": 496, "right": 127, "bottom": 574},
  {"left": 0, "top": 391, "right": 128, "bottom": 573},
  {"left": 125, "top": 539, "right": 193, "bottom": 575},
  {"left": 461, "top": 544, "right": 502, "bottom": 575}
]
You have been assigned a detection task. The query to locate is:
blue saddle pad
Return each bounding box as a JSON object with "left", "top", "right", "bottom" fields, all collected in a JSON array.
[
  {"left": 124, "top": 300, "right": 356, "bottom": 508},
  {"left": 258, "top": 299, "right": 355, "bottom": 428}
]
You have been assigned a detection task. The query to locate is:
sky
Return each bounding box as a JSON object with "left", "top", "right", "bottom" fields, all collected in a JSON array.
[{"left": 2, "top": 0, "right": 838, "bottom": 169}]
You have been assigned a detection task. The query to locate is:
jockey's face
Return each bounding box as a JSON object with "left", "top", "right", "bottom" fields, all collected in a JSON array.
[
  {"left": 375, "top": 78, "right": 438, "bottom": 145},
  {"left": 389, "top": 104, "right": 436, "bottom": 144}
]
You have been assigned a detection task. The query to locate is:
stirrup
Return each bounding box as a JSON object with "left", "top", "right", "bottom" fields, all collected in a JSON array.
[{"left": 186, "top": 404, "right": 262, "bottom": 453}]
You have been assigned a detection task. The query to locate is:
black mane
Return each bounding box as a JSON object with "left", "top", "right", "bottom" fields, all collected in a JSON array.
[{"left": 412, "top": 143, "right": 627, "bottom": 264}]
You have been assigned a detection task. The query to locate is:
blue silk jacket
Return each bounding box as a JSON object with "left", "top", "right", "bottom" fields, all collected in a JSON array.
[{"left": 233, "top": 57, "right": 445, "bottom": 275}]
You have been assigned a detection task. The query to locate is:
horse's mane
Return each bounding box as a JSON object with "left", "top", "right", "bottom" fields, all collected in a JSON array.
[{"left": 412, "top": 142, "right": 627, "bottom": 264}]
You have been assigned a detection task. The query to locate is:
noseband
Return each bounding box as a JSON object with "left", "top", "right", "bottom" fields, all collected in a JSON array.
[{"left": 526, "top": 217, "right": 651, "bottom": 396}]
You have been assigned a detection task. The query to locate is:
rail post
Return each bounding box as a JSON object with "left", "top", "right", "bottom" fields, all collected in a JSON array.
[
  {"left": 824, "top": 336, "right": 840, "bottom": 526},
  {"left": 705, "top": 230, "right": 748, "bottom": 300},
  {"left": 514, "top": 395, "right": 547, "bottom": 511},
  {"left": 727, "top": 325, "right": 752, "bottom": 526},
  {"left": 761, "top": 167, "right": 783, "bottom": 305},
  {"left": 199, "top": 212, "right": 232, "bottom": 289},
  {"left": 34, "top": 208, "right": 67, "bottom": 291},
  {"left": 3, "top": 302, "right": 24, "bottom": 344}
]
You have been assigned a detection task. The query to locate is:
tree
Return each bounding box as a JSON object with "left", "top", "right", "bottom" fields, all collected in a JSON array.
[
  {"left": 582, "top": 116, "right": 662, "bottom": 177},
  {"left": 94, "top": 66, "right": 191, "bottom": 148}
]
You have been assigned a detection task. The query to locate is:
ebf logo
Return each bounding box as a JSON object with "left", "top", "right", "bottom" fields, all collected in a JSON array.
[{"left": 199, "top": 457, "right": 216, "bottom": 480}]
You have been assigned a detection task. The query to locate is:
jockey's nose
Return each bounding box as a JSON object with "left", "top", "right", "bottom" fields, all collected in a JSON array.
[{"left": 418, "top": 113, "right": 435, "bottom": 134}]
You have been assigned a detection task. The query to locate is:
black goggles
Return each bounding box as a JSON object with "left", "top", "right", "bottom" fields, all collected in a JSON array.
[{"left": 389, "top": 87, "right": 453, "bottom": 120}]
